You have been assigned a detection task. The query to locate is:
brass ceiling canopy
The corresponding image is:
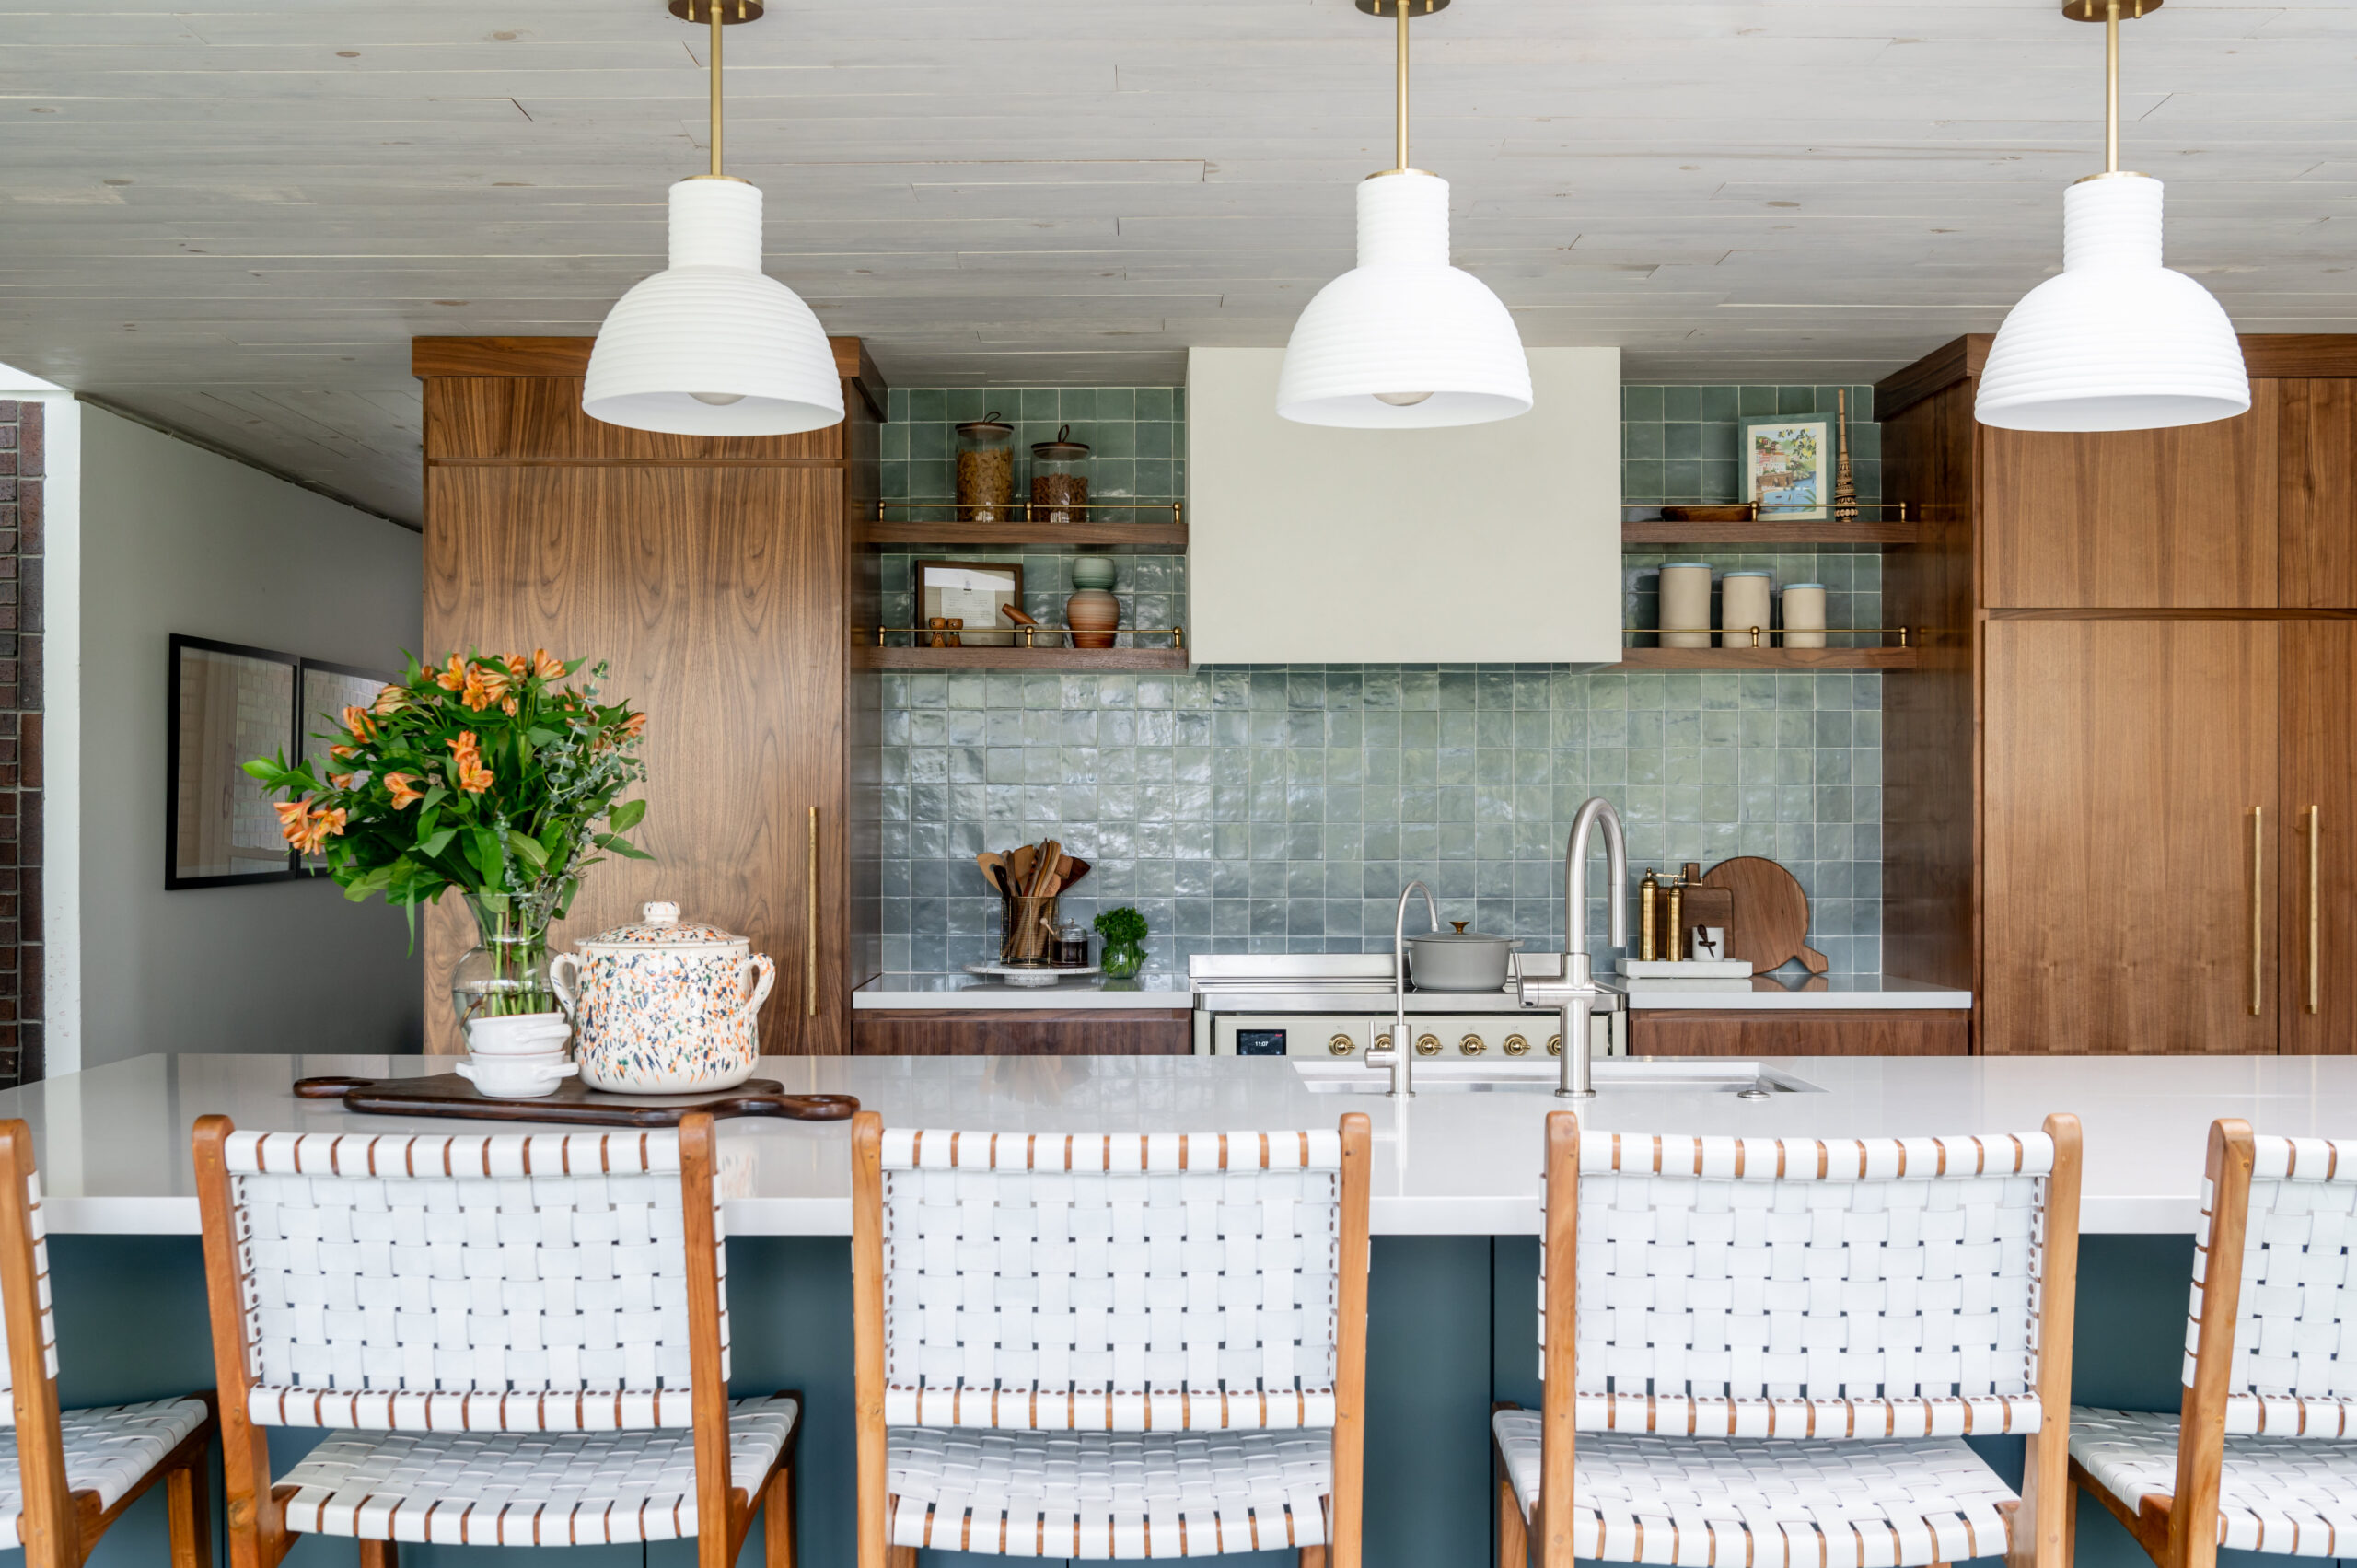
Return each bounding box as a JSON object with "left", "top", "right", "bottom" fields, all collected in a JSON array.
[
  {"left": 2061, "top": 0, "right": 2154, "bottom": 17},
  {"left": 668, "top": 0, "right": 765, "bottom": 21},
  {"left": 1355, "top": 0, "right": 1449, "bottom": 14}
]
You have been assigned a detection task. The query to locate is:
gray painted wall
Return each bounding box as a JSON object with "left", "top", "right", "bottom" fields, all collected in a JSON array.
[{"left": 77, "top": 409, "right": 423, "bottom": 1066}]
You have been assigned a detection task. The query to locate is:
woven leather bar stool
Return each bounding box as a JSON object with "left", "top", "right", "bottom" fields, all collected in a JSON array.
[
  {"left": 2071, "top": 1119, "right": 2357, "bottom": 1567},
  {"left": 192, "top": 1111, "right": 799, "bottom": 1566},
  {"left": 851, "top": 1116, "right": 1372, "bottom": 1566},
  {"left": 1495, "top": 1111, "right": 2084, "bottom": 1568},
  {"left": 0, "top": 1118, "right": 215, "bottom": 1566}
]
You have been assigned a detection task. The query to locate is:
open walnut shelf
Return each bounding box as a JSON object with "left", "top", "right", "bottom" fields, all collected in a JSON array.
[
  {"left": 1621, "top": 517, "right": 1921, "bottom": 546},
  {"left": 856, "top": 645, "right": 1190, "bottom": 672},
  {"left": 1613, "top": 647, "right": 1920, "bottom": 671}
]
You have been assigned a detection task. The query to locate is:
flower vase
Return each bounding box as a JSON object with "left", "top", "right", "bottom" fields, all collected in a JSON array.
[
  {"left": 450, "top": 895, "right": 563, "bottom": 1030},
  {"left": 1100, "top": 940, "right": 1144, "bottom": 980}
]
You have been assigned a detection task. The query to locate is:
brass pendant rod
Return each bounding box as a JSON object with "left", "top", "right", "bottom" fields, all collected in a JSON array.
[
  {"left": 1394, "top": 0, "right": 1410, "bottom": 173},
  {"left": 2104, "top": 0, "right": 2119, "bottom": 173},
  {"left": 710, "top": 1, "right": 724, "bottom": 178}
]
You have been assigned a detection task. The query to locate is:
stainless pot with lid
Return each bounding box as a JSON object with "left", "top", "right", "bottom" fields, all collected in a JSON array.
[{"left": 1405, "top": 922, "right": 1520, "bottom": 992}]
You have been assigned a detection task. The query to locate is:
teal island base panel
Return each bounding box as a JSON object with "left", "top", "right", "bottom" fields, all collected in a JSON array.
[{"left": 51, "top": 1235, "right": 2255, "bottom": 1568}]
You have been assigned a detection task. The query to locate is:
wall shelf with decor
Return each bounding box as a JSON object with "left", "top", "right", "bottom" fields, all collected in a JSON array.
[
  {"left": 1613, "top": 647, "right": 1920, "bottom": 672},
  {"left": 1621, "top": 503, "right": 1919, "bottom": 547},
  {"left": 855, "top": 645, "right": 1190, "bottom": 673},
  {"left": 857, "top": 500, "right": 1186, "bottom": 553}
]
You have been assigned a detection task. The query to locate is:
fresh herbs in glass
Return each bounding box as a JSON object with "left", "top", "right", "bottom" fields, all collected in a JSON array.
[
  {"left": 1093, "top": 905, "right": 1147, "bottom": 979},
  {"left": 243, "top": 649, "right": 651, "bottom": 1024}
]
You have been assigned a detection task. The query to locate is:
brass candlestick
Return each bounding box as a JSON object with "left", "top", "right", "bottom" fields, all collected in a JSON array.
[{"left": 1831, "top": 388, "right": 1860, "bottom": 526}]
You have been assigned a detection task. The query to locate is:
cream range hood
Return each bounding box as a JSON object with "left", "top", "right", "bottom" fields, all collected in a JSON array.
[{"left": 1185, "top": 346, "right": 1623, "bottom": 665}]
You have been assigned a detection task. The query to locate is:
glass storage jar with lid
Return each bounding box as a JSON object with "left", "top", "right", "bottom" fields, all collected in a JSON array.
[
  {"left": 955, "top": 412, "right": 1016, "bottom": 523},
  {"left": 1030, "top": 425, "right": 1090, "bottom": 526}
]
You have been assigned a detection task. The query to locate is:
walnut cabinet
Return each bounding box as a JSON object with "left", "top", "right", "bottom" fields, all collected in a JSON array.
[
  {"left": 1881, "top": 337, "right": 2357, "bottom": 1055},
  {"left": 412, "top": 337, "right": 884, "bottom": 1056}
]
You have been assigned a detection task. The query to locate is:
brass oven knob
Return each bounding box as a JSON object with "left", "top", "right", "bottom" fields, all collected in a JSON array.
[
  {"left": 1503, "top": 1033, "right": 1530, "bottom": 1057},
  {"left": 1329, "top": 1034, "right": 1355, "bottom": 1057},
  {"left": 1547, "top": 1034, "right": 1562, "bottom": 1056},
  {"left": 1458, "top": 1033, "right": 1486, "bottom": 1056},
  {"left": 1414, "top": 1033, "right": 1442, "bottom": 1057},
  {"left": 1374, "top": 1033, "right": 1391, "bottom": 1052}
]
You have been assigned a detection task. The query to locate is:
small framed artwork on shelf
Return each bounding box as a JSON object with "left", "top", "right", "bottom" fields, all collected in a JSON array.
[
  {"left": 167, "top": 634, "right": 299, "bottom": 889},
  {"left": 295, "top": 658, "right": 398, "bottom": 875},
  {"left": 1738, "top": 413, "right": 1833, "bottom": 523},
  {"left": 916, "top": 560, "right": 1024, "bottom": 648}
]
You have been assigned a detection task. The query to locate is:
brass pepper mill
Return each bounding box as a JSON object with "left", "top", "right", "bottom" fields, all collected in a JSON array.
[
  {"left": 1639, "top": 871, "right": 1659, "bottom": 962},
  {"left": 1666, "top": 879, "right": 1685, "bottom": 962}
]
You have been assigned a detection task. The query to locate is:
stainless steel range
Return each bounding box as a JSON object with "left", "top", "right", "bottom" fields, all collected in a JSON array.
[{"left": 1188, "top": 953, "right": 1626, "bottom": 1060}]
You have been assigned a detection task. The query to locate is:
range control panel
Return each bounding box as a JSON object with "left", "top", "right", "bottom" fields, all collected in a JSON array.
[{"left": 1205, "top": 1013, "right": 1623, "bottom": 1059}]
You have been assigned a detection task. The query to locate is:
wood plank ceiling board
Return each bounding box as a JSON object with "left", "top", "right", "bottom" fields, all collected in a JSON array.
[{"left": 1, "top": 0, "right": 2351, "bottom": 523}]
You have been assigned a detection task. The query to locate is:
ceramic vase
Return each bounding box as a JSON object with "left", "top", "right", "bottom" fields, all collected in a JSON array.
[{"left": 1066, "top": 557, "right": 1120, "bottom": 649}]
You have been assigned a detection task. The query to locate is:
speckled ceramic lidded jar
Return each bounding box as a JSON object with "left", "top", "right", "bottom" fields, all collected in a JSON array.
[{"left": 550, "top": 902, "right": 776, "bottom": 1094}]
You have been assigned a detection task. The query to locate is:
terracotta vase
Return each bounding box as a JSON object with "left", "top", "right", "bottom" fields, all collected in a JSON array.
[{"left": 1065, "top": 588, "right": 1120, "bottom": 650}]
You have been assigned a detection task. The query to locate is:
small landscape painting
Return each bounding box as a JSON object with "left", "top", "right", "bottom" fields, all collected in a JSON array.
[{"left": 1738, "top": 415, "right": 1833, "bottom": 523}]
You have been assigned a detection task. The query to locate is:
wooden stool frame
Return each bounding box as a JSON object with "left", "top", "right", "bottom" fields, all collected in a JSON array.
[{"left": 192, "top": 1110, "right": 797, "bottom": 1568}]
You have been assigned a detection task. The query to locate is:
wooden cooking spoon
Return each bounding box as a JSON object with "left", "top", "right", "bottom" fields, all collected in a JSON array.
[{"left": 1009, "top": 843, "right": 1038, "bottom": 889}]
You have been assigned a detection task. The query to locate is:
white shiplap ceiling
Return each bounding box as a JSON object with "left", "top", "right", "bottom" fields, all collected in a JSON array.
[{"left": 3, "top": 0, "right": 2352, "bottom": 521}]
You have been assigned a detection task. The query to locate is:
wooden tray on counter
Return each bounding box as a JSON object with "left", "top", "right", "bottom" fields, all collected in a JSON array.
[{"left": 292, "top": 1074, "right": 858, "bottom": 1128}]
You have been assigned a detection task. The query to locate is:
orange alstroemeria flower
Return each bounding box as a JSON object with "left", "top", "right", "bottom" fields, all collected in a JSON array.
[
  {"left": 459, "top": 662, "right": 509, "bottom": 713},
  {"left": 274, "top": 800, "right": 314, "bottom": 846},
  {"left": 329, "top": 744, "right": 356, "bottom": 761},
  {"left": 342, "top": 705, "right": 377, "bottom": 742},
  {"left": 434, "top": 654, "right": 470, "bottom": 692},
  {"left": 384, "top": 772, "right": 425, "bottom": 808},
  {"left": 618, "top": 712, "right": 648, "bottom": 740},
  {"left": 370, "top": 685, "right": 410, "bottom": 718},
  {"left": 447, "top": 732, "right": 494, "bottom": 795},
  {"left": 530, "top": 648, "right": 567, "bottom": 680},
  {"left": 501, "top": 696, "right": 519, "bottom": 716},
  {"left": 327, "top": 772, "right": 355, "bottom": 790},
  {"left": 296, "top": 807, "right": 348, "bottom": 856}
]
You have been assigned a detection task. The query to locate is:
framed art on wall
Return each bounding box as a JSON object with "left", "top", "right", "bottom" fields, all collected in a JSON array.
[
  {"left": 1738, "top": 414, "right": 1833, "bottom": 523},
  {"left": 295, "top": 658, "right": 398, "bottom": 874},
  {"left": 916, "top": 560, "right": 1025, "bottom": 647},
  {"left": 166, "top": 634, "right": 299, "bottom": 889}
]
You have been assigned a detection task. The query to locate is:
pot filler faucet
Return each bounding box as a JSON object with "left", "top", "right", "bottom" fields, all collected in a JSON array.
[
  {"left": 1369, "top": 879, "right": 1440, "bottom": 1098},
  {"left": 1518, "top": 796, "right": 1628, "bottom": 1097}
]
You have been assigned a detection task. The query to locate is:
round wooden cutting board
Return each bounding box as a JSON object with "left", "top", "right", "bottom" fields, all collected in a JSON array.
[{"left": 1697, "top": 855, "right": 1829, "bottom": 976}]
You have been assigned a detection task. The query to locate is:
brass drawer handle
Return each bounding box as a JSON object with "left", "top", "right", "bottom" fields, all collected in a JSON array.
[
  {"left": 807, "top": 806, "right": 819, "bottom": 1018},
  {"left": 2310, "top": 805, "right": 2322, "bottom": 1016},
  {"left": 2251, "top": 806, "right": 2264, "bottom": 1018}
]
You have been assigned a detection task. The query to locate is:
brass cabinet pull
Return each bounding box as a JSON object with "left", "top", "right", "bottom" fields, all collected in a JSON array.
[
  {"left": 2309, "top": 805, "right": 2322, "bottom": 1016},
  {"left": 807, "top": 806, "right": 819, "bottom": 1017},
  {"left": 2251, "top": 807, "right": 2265, "bottom": 1018}
]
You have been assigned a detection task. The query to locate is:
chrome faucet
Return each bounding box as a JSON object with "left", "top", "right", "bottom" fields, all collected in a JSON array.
[
  {"left": 1517, "top": 797, "right": 1629, "bottom": 1097},
  {"left": 1370, "top": 879, "right": 1440, "bottom": 1098}
]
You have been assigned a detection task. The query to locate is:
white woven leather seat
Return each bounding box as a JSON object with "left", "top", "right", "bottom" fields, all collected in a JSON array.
[
  {"left": 275, "top": 1393, "right": 798, "bottom": 1546},
  {"left": 887, "top": 1426, "right": 1332, "bottom": 1558},
  {"left": 2073, "top": 1407, "right": 2357, "bottom": 1557},
  {"left": 1498, "top": 1120, "right": 2081, "bottom": 1568},
  {"left": 2067, "top": 1130, "right": 2357, "bottom": 1568},
  {"left": 854, "top": 1122, "right": 1372, "bottom": 1567},
  {"left": 0, "top": 1399, "right": 212, "bottom": 1549},
  {"left": 198, "top": 1119, "right": 802, "bottom": 1567},
  {"left": 1493, "top": 1410, "right": 2016, "bottom": 1568}
]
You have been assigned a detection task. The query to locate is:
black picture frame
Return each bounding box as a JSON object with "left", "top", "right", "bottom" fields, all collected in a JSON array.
[
  {"left": 165, "top": 633, "right": 300, "bottom": 889},
  {"left": 294, "top": 657, "right": 401, "bottom": 877}
]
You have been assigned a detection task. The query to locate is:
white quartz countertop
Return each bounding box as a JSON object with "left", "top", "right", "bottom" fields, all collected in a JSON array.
[
  {"left": 855, "top": 973, "right": 1189, "bottom": 1009},
  {"left": 9, "top": 1051, "right": 2351, "bottom": 1238},
  {"left": 1607, "top": 976, "right": 1972, "bottom": 1011}
]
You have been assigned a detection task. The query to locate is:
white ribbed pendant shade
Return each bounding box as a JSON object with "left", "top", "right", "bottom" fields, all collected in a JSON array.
[
  {"left": 584, "top": 179, "right": 842, "bottom": 436},
  {"left": 1276, "top": 172, "right": 1532, "bottom": 428},
  {"left": 1977, "top": 174, "right": 2247, "bottom": 432}
]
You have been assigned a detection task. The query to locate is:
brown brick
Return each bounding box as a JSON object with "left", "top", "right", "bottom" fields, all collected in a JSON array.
[
  {"left": 19, "top": 407, "right": 40, "bottom": 480},
  {"left": 22, "top": 559, "right": 39, "bottom": 637},
  {"left": 18, "top": 715, "right": 36, "bottom": 790},
  {"left": 19, "top": 1025, "right": 41, "bottom": 1084},
  {"left": 17, "top": 481, "right": 37, "bottom": 554},
  {"left": 21, "top": 793, "right": 38, "bottom": 866},
  {"left": 22, "top": 954, "right": 41, "bottom": 1023}
]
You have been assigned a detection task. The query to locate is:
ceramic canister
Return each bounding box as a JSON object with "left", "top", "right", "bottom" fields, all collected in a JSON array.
[
  {"left": 1658, "top": 563, "right": 1713, "bottom": 649},
  {"left": 1719, "top": 570, "right": 1773, "bottom": 649},
  {"left": 550, "top": 901, "right": 777, "bottom": 1093},
  {"left": 1782, "top": 583, "right": 1828, "bottom": 649}
]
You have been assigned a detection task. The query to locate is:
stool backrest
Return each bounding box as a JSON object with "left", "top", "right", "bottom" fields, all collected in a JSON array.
[
  {"left": 0, "top": 1157, "right": 56, "bottom": 1426},
  {"left": 211, "top": 1127, "right": 724, "bottom": 1431},
  {"left": 1547, "top": 1128, "right": 2073, "bottom": 1439},
  {"left": 2189, "top": 1131, "right": 2357, "bottom": 1434},
  {"left": 867, "top": 1128, "right": 1356, "bottom": 1431}
]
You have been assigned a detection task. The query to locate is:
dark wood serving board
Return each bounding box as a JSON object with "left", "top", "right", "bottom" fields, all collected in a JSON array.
[
  {"left": 1697, "top": 855, "right": 1829, "bottom": 976},
  {"left": 292, "top": 1074, "right": 858, "bottom": 1127}
]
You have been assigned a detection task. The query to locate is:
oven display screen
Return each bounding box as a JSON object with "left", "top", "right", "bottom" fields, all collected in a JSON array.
[{"left": 1234, "top": 1029, "right": 1287, "bottom": 1057}]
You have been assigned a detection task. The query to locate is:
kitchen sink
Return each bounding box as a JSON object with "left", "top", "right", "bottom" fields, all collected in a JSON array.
[{"left": 1292, "top": 1059, "right": 1820, "bottom": 1096}]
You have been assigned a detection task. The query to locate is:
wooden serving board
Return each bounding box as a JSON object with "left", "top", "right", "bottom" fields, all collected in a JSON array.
[
  {"left": 1696, "top": 856, "right": 1829, "bottom": 976},
  {"left": 292, "top": 1074, "right": 858, "bottom": 1128}
]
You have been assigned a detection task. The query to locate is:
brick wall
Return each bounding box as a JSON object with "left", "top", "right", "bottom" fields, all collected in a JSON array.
[{"left": 0, "top": 402, "right": 41, "bottom": 1086}]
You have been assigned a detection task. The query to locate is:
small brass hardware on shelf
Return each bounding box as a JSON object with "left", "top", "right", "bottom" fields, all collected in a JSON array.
[
  {"left": 1634, "top": 625, "right": 1911, "bottom": 646},
  {"left": 871, "top": 498, "right": 1185, "bottom": 527}
]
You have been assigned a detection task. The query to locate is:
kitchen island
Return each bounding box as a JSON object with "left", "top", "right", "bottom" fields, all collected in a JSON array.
[{"left": 8, "top": 1050, "right": 2320, "bottom": 1568}]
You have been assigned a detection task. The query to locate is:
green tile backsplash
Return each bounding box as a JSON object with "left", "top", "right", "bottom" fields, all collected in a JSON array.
[{"left": 875, "top": 384, "right": 1887, "bottom": 981}]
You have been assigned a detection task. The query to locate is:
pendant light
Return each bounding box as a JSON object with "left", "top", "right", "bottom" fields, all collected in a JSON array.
[
  {"left": 1275, "top": 0, "right": 1531, "bottom": 428},
  {"left": 1976, "top": 0, "right": 2247, "bottom": 433},
  {"left": 583, "top": 0, "right": 842, "bottom": 436}
]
